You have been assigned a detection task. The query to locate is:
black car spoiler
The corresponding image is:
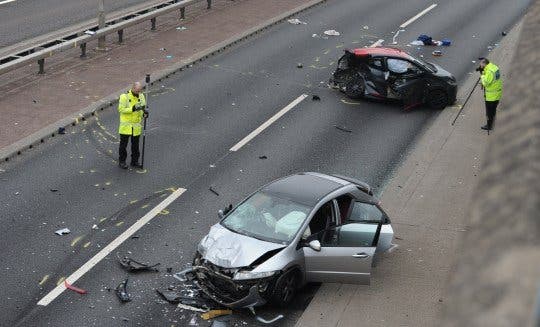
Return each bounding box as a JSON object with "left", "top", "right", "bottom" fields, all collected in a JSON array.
[{"left": 330, "top": 174, "right": 373, "bottom": 195}]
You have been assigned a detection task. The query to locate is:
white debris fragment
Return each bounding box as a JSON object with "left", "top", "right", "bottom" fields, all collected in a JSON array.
[
  {"left": 55, "top": 228, "right": 71, "bottom": 236},
  {"left": 287, "top": 18, "right": 306, "bottom": 25},
  {"left": 84, "top": 30, "right": 96, "bottom": 35},
  {"left": 324, "top": 29, "right": 340, "bottom": 36},
  {"left": 363, "top": 25, "right": 369, "bottom": 30},
  {"left": 176, "top": 26, "right": 187, "bottom": 31}
]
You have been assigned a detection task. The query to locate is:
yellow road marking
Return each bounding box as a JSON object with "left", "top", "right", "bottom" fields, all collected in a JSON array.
[
  {"left": 116, "top": 221, "right": 124, "bottom": 227},
  {"left": 56, "top": 277, "right": 66, "bottom": 286},
  {"left": 83, "top": 242, "right": 91, "bottom": 248},
  {"left": 39, "top": 275, "right": 50, "bottom": 286},
  {"left": 159, "top": 209, "right": 169, "bottom": 215},
  {"left": 142, "top": 204, "right": 149, "bottom": 209},
  {"left": 71, "top": 236, "right": 84, "bottom": 247},
  {"left": 129, "top": 200, "right": 138, "bottom": 204}
]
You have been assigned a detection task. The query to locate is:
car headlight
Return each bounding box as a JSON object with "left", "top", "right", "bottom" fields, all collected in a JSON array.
[{"left": 233, "top": 270, "right": 278, "bottom": 280}]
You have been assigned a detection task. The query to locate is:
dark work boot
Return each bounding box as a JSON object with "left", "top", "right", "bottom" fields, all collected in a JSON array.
[
  {"left": 481, "top": 125, "right": 492, "bottom": 131},
  {"left": 119, "top": 162, "right": 128, "bottom": 169},
  {"left": 130, "top": 162, "right": 143, "bottom": 169}
]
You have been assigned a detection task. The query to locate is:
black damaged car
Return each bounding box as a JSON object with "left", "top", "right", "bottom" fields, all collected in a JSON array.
[{"left": 330, "top": 47, "right": 458, "bottom": 110}]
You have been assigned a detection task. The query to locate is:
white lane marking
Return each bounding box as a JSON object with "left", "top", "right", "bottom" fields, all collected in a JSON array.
[
  {"left": 0, "top": 0, "right": 16, "bottom": 4},
  {"left": 399, "top": 3, "right": 437, "bottom": 28},
  {"left": 370, "top": 39, "right": 384, "bottom": 47},
  {"left": 229, "top": 94, "right": 308, "bottom": 152},
  {"left": 37, "top": 187, "right": 187, "bottom": 306}
]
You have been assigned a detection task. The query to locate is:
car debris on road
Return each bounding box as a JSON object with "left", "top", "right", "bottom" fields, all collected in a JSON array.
[
  {"left": 118, "top": 254, "right": 160, "bottom": 272},
  {"left": 323, "top": 29, "right": 340, "bottom": 36},
  {"left": 115, "top": 278, "right": 132, "bottom": 302},
  {"left": 55, "top": 228, "right": 71, "bottom": 235},
  {"left": 287, "top": 18, "right": 306, "bottom": 25}
]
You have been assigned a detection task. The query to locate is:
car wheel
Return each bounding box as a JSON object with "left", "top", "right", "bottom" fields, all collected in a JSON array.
[
  {"left": 427, "top": 89, "right": 449, "bottom": 109},
  {"left": 344, "top": 77, "right": 365, "bottom": 99},
  {"left": 270, "top": 269, "right": 300, "bottom": 307}
]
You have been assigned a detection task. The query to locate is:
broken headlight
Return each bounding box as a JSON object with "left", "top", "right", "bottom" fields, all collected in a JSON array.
[{"left": 233, "top": 270, "right": 278, "bottom": 281}]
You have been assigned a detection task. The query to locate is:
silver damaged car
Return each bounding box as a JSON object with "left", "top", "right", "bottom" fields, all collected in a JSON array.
[{"left": 189, "top": 172, "right": 395, "bottom": 308}]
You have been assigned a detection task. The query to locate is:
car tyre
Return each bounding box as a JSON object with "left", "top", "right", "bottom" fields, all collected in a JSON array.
[
  {"left": 426, "top": 89, "right": 449, "bottom": 110},
  {"left": 270, "top": 269, "right": 300, "bottom": 307},
  {"left": 344, "top": 77, "right": 365, "bottom": 99}
]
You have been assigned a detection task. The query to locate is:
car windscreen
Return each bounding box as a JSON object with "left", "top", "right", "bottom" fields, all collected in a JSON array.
[
  {"left": 412, "top": 57, "right": 436, "bottom": 73},
  {"left": 221, "top": 191, "right": 311, "bottom": 244}
]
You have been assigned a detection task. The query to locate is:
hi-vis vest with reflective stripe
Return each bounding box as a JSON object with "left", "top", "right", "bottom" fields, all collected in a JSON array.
[
  {"left": 481, "top": 62, "right": 503, "bottom": 101},
  {"left": 118, "top": 91, "right": 146, "bottom": 136}
]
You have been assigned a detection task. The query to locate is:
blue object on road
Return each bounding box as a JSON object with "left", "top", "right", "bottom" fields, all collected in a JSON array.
[{"left": 442, "top": 39, "right": 452, "bottom": 46}]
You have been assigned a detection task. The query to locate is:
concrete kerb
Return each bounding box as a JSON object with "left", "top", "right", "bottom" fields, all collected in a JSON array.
[{"left": 0, "top": 0, "right": 328, "bottom": 163}]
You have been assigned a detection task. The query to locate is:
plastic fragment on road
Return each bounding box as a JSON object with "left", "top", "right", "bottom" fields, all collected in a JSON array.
[
  {"left": 312, "top": 95, "right": 321, "bottom": 101},
  {"left": 58, "top": 127, "right": 66, "bottom": 134},
  {"left": 297, "top": 63, "right": 303, "bottom": 68},
  {"left": 50, "top": 189, "right": 58, "bottom": 192},
  {"left": 432, "top": 50, "right": 443, "bottom": 56},
  {"left": 211, "top": 320, "right": 228, "bottom": 327},
  {"left": 176, "top": 26, "right": 187, "bottom": 30},
  {"left": 209, "top": 186, "right": 220, "bottom": 196},
  {"left": 64, "top": 280, "right": 87, "bottom": 294},
  {"left": 259, "top": 155, "right": 267, "bottom": 159},
  {"left": 287, "top": 18, "right": 306, "bottom": 25},
  {"left": 178, "top": 303, "right": 208, "bottom": 312},
  {"left": 410, "top": 40, "right": 424, "bottom": 46},
  {"left": 166, "top": 55, "right": 173, "bottom": 59},
  {"left": 248, "top": 306, "right": 284, "bottom": 324},
  {"left": 84, "top": 30, "right": 95, "bottom": 35},
  {"left": 324, "top": 29, "right": 340, "bottom": 36},
  {"left": 115, "top": 278, "right": 131, "bottom": 302},
  {"left": 201, "top": 309, "right": 232, "bottom": 320},
  {"left": 118, "top": 254, "right": 160, "bottom": 272},
  {"left": 363, "top": 25, "right": 369, "bottom": 30},
  {"left": 334, "top": 125, "right": 352, "bottom": 133},
  {"left": 55, "top": 228, "right": 71, "bottom": 235}
]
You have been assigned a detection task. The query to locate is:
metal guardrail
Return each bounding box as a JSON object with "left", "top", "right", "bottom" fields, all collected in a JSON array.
[{"left": 0, "top": 0, "right": 212, "bottom": 75}]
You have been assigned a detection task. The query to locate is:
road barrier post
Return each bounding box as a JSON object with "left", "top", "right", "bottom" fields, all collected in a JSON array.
[
  {"left": 97, "top": 0, "right": 107, "bottom": 50},
  {"left": 80, "top": 43, "right": 87, "bottom": 58},
  {"left": 38, "top": 59, "right": 45, "bottom": 74},
  {"left": 117, "top": 29, "right": 124, "bottom": 43}
]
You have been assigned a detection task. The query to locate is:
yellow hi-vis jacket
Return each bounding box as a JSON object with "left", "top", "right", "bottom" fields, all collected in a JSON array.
[
  {"left": 481, "top": 62, "right": 503, "bottom": 101},
  {"left": 118, "top": 90, "right": 146, "bottom": 136}
]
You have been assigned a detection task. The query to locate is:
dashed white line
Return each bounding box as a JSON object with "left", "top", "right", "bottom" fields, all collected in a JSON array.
[
  {"left": 370, "top": 39, "right": 384, "bottom": 47},
  {"left": 229, "top": 94, "right": 308, "bottom": 152},
  {"left": 0, "top": 0, "right": 16, "bottom": 5},
  {"left": 400, "top": 3, "right": 438, "bottom": 28},
  {"left": 37, "top": 187, "right": 187, "bottom": 306}
]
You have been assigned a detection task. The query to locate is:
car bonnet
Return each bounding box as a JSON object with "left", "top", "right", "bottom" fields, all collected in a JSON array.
[{"left": 198, "top": 224, "right": 286, "bottom": 268}]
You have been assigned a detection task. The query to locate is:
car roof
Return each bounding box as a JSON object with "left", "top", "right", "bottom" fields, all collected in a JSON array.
[
  {"left": 349, "top": 47, "right": 413, "bottom": 60},
  {"left": 261, "top": 173, "right": 345, "bottom": 206}
]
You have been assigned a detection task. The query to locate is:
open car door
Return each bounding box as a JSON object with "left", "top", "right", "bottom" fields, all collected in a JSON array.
[{"left": 303, "top": 222, "right": 381, "bottom": 284}]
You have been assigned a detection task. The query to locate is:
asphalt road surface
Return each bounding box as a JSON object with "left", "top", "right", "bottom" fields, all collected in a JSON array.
[
  {"left": 0, "top": 0, "right": 530, "bottom": 326},
  {"left": 0, "top": 0, "right": 151, "bottom": 47}
]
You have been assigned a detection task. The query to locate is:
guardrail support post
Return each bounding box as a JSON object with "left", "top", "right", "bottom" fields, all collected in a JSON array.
[
  {"left": 38, "top": 59, "right": 45, "bottom": 74},
  {"left": 118, "top": 29, "right": 124, "bottom": 43},
  {"left": 207, "top": 0, "right": 211, "bottom": 9},
  {"left": 97, "top": 0, "right": 107, "bottom": 51},
  {"left": 180, "top": 7, "right": 185, "bottom": 19},
  {"left": 80, "top": 43, "right": 87, "bottom": 58},
  {"left": 151, "top": 17, "right": 156, "bottom": 30}
]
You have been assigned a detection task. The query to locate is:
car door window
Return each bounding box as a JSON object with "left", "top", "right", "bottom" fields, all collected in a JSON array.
[
  {"left": 303, "top": 201, "right": 335, "bottom": 240},
  {"left": 348, "top": 202, "right": 384, "bottom": 223},
  {"left": 368, "top": 58, "right": 385, "bottom": 78},
  {"left": 321, "top": 223, "right": 378, "bottom": 247}
]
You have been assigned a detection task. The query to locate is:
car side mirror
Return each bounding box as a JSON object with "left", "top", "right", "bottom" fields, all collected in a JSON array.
[
  {"left": 308, "top": 240, "right": 321, "bottom": 252},
  {"left": 218, "top": 204, "right": 233, "bottom": 219}
]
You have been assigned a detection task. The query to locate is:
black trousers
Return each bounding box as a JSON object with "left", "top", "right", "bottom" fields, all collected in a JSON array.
[
  {"left": 485, "top": 100, "right": 499, "bottom": 129},
  {"left": 119, "top": 134, "right": 140, "bottom": 164}
]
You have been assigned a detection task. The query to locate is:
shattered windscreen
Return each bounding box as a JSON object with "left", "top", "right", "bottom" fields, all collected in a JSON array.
[{"left": 221, "top": 192, "right": 311, "bottom": 244}]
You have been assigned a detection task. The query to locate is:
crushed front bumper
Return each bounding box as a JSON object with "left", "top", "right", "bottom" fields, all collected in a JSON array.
[{"left": 189, "top": 264, "right": 273, "bottom": 309}]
